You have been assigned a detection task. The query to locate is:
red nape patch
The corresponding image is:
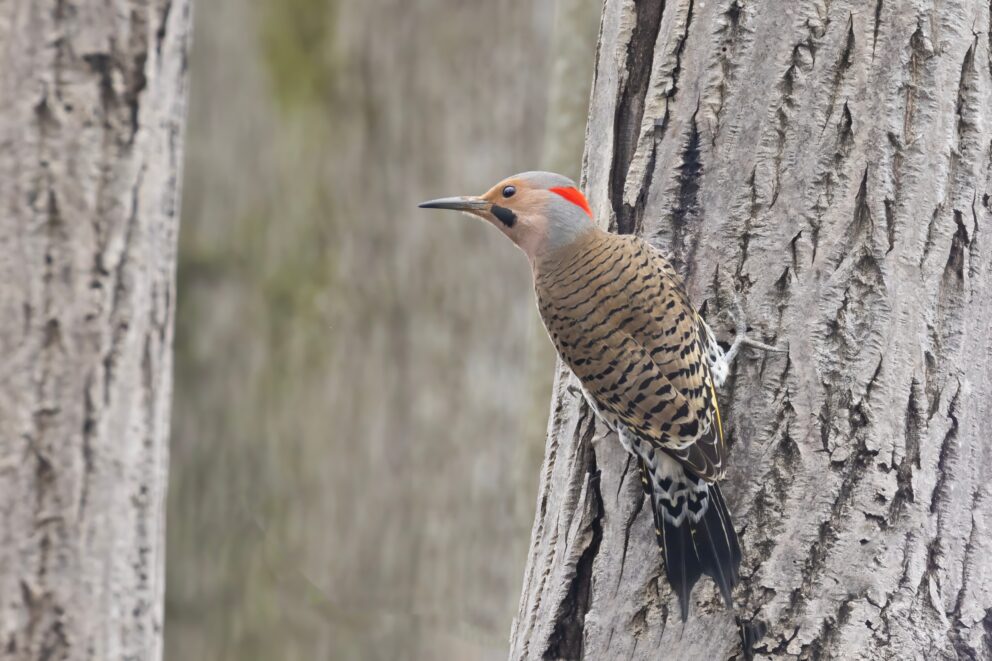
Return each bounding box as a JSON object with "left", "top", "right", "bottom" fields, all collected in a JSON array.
[{"left": 550, "top": 187, "right": 593, "bottom": 218}]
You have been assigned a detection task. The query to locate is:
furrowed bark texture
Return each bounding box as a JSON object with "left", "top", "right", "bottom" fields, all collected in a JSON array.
[
  {"left": 0, "top": 1, "right": 191, "bottom": 658},
  {"left": 510, "top": 1, "right": 992, "bottom": 659}
]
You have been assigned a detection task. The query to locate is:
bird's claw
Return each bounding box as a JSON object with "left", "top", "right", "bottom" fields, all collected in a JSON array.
[
  {"left": 740, "top": 336, "right": 789, "bottom": 353},
  {"left": 723, "top": 293, "right": 788, "bottom": 364},
  {"left": 732, "top": 296, "right": 748, "bottom": 339}
]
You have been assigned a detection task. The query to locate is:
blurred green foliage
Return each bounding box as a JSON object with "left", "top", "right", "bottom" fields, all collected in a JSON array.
[
  {"left": 166, "top": 1, "right": 599, "bottom": 660},
  {"left": 261, "top": 0, "right": 339, "bottom": 110}
]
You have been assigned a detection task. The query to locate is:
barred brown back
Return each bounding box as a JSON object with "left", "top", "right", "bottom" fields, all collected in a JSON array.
[{"left": 535, "top": 229, "right": 726, "bottom": 481}]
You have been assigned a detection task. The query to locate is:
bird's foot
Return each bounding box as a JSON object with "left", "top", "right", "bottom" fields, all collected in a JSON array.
[{"left": 723, "top": 296, "right": 788, "bottom": 365}]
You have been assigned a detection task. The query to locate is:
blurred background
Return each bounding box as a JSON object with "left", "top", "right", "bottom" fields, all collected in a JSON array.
[{"left": 164, "top": 1, "right": 600, "bottom": 659}]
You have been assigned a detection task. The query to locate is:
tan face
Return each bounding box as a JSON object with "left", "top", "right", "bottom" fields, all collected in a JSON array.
[
  {"left": 476, "top": 176, "right": 554, "bottom": 252},
  {"left": 420, "top": 176, "right": 554, "bottom": 258}
]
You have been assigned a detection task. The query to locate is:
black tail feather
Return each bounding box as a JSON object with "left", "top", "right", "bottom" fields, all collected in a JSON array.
[
  {"left": 659, "top": 506, "right": 703, "bottom": 620},
  {"left": 642, "top": 458, "right": 741, "bottom": 621},
  {"left": 693, "top": 483, "right": 741, "bottom": 606}
]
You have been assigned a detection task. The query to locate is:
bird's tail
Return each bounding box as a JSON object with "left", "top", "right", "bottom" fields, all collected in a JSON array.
[{"left": 639, "top": 453, "right": 741, "bottom": 621}]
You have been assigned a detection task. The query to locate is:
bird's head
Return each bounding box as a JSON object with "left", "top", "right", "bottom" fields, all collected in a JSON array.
[{"left": 419, "top": 171, "right": 595, "bottom": 264}]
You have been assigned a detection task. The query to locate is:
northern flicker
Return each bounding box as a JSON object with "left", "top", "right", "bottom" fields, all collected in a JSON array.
[{"left": 420, "top": 171, "right": 781, "bottom": 621}]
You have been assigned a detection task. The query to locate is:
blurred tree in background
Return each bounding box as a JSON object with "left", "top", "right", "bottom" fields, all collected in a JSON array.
[{"left": 165, "top": 1, "right": 600, "bottom": 659}]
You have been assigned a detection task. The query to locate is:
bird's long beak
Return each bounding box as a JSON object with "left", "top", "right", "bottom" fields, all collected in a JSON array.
[{"left": 418, "top": 196, "right": 489, "bottom": 212}]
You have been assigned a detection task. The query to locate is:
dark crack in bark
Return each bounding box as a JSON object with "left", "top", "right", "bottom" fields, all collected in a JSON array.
[
  {"left": 891, "top": 381, "right": 922, "bottom": 519},
  {"left": 872, "top": 0, "right": 883, "bottom": 58},
  {"left": 930, "top": 385, "right": 961, "bottom": 518},
  {"left": 610, "top": 0, "right": 666, "bottom": 235},
  {"left": 708, "top": 0, "right": 747, "bottom": 140},
  {"left": 543, "top": 442, "right": 604, "bottom": 660},
  {"left": 669, "top": 108, "right": 702, "bottom": 276},
  {"left": 821, "top": 15, "right": 855, "bottom": 132}
]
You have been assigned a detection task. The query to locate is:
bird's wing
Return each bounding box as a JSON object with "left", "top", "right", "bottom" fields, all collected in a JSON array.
[{"left": 537, "top": 234, "right": 726, "bottom": 481}]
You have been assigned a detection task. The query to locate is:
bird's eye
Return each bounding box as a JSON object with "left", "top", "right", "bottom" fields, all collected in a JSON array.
[{"left": 502, "top": 185, "right": 516, "bottom": 198}]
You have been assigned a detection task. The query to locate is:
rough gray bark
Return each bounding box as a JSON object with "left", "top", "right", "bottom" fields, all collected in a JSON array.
[
  {"left": 510, "top": 1, "right": 992, "bottom": 659},
  {"left": 0, "top": 1, "right": 192, "bottom": 659}
]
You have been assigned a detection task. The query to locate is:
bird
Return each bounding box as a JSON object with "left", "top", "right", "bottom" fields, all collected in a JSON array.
[{"left": 419, "top": 171, "right": 782, "bottom": 621}]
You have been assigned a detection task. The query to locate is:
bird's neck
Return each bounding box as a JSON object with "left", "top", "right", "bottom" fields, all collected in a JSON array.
[{"left": 530, "top": 226, "right": 604, "bottom": 278}]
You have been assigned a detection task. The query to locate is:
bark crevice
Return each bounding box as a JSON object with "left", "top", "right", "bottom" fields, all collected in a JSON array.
[
  {"left": 543, "top": 443, "right": 603, "bottom": 660},
  {"left": 610, "top": 0, "right": 666, "bottom": 235}
]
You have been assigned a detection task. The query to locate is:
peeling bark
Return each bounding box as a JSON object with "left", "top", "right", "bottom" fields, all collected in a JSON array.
[
  {"left": 510, "top": 1, "right": 992, "bottom": 659},
  {"left": 0, "top": 1, "right": 192, "bottom": 659}
]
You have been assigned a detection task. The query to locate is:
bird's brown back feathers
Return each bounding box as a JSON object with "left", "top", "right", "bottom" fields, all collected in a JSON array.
[{"left": 535, "top": 229, "right": 725, "bottom": 481}]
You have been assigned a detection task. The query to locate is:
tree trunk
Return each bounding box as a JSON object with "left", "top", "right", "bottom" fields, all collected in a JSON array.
[
  {"left": 0, "top": 1, "right": 192, "bottom": 659},
  {"left": 510, "top": 1, "right": 992, "bottom": 659}
]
